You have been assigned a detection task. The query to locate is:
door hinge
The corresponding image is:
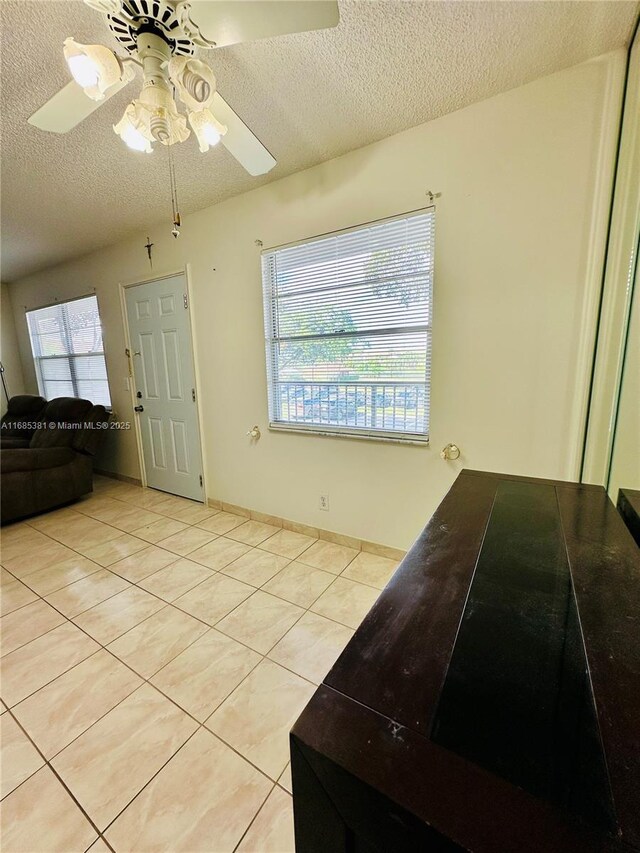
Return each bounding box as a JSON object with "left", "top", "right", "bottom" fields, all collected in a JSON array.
[
  {"left": 191, "top": 388, "right": 196, "bottom": 402},
  {"left": 199, "top": 475, "right": 203, "bottom": 488},
  {"left": 183, "top": 294, "right": 188, "bottom": 309}
]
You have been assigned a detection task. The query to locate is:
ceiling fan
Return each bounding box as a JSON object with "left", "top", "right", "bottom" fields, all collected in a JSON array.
[{"left": 28, "top": 0, "right": 340, "bottom": 176}]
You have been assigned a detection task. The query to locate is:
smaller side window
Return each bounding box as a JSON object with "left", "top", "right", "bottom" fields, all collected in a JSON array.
[{"left": 26, "top": 294, "right": 111, "bottom": 407}]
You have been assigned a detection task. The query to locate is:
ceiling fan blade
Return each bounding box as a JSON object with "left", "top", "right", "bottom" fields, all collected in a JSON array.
[
  {"left": 187, "top": 1, "right": 339, "bottom": 48},
  {"left": 212, "top": 92, "right": 276, "bottom": 176},
  {"left": 28, "top": 75, "right": 130, "bottom": 134}
]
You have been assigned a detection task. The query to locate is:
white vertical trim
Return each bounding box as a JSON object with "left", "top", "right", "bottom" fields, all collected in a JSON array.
[
  {"left": 184, "top": 262, "right": 209, "bottom": 502},
  {"left": 582, "top": 36, "right": 640, "bottom": 484}
]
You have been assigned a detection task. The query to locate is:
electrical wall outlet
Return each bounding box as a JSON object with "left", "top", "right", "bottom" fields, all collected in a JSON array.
[{"left": 319, "top": 494, "right": 329, "bottom": 511}]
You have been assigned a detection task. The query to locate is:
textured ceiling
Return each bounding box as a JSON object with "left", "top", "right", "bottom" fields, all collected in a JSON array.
[{"left": 1, "top": 0, "right": 637, "bottom": 282}]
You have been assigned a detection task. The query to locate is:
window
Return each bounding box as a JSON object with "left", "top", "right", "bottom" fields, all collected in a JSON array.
[
  {"left": 26, "top": 295, "right": 111, "bottom": 407},
  {"left": 262, "top": 209, "right": 434, "bottom": 442}
]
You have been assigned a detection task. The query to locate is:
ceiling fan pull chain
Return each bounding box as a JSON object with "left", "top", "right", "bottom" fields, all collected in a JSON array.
[{"left": 168, "top": 142, "right": 181, "bottom": 238}]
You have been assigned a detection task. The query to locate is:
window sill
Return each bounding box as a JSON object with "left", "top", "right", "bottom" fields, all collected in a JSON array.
[{"left": 268, "top": 422, "right": 429, "bottom": 446}]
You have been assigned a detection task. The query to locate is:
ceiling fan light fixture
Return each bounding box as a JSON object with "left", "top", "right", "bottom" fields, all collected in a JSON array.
[
  {"left": 169, "top": 56, "right": 216, "bottom": 112},
  {"left": 113, "top": 105, "right": 153, "bottom": 153},
  {"left": 136, "top": 85, "right": 191, "bottom": 146},
  {"left": 63, "top": 37, "right": 123, "bottom": 101},
  {"left": 188, "top": 109, "right": 227, "bottom": 153}
]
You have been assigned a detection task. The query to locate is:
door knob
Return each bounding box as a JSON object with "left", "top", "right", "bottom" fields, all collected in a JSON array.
[{"left": 134, "top": 405, "right": 144, "bottom": 413}]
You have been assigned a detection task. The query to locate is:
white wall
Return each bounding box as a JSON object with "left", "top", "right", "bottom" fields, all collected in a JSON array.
[
  {"left": 0, "top": 282, "right": 26, "bottom": 416},
  {"left": 9, "top": 51, "right": 625, "bottom": 548}
]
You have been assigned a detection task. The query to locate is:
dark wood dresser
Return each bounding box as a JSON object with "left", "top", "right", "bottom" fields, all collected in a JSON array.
[{"left": 290, "top": 470, "right": 640, "bottom": 852}]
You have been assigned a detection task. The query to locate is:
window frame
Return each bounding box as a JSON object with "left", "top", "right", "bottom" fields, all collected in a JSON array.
[
  {"left": 25, "top": 292, "right": 112, "bottom": 408},
  {"left": 262, "top": 207, "right": 434, "bottom": 445}
]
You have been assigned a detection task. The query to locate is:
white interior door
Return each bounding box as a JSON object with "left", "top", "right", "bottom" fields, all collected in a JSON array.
[{"left": 125, "top": 274, "right": 204, "bottom": 502}]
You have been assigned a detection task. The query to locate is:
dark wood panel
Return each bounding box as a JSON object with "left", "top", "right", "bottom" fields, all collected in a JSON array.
[
  {"left": 617, "top": 488, "right": 640, "bottom": 547},
  {"left": 326, "top": 471, "right": 498, "bottom": 734},
  {"left": 432, "top": 480, "right": 614, "bottom": 830},
  {"left": 558, "top": 487, "right": 640, "bottom": 848}
]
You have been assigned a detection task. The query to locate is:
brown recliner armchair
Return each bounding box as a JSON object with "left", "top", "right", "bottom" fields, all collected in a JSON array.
[
  {"left": 0, "top": 394, "right": 47, "bottom": 448},
  {"left": 1, "top": 395, "right": 109, "bottom": 524}
]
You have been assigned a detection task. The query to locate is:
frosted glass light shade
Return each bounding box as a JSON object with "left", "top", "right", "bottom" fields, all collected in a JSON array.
[
  {"left": 113, "top": 105, "right": 153, "bottom": 153},
  {"left": 63, "top": 38, "right": 123, "bottom": 101},
  {"left": 169, "top": 57, "right": 216, "bottom": 112},
  {"left": 189, "top": 109, "right": 227, "bottom": 152}
]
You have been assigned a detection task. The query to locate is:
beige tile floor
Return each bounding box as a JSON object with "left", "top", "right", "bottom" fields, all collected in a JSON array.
[{"left": 0, "top": 477, "right": 400, "bottom": 852}]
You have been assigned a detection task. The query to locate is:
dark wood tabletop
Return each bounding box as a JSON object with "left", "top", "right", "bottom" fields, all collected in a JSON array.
[{"left": 291, "top": 469, "right": 640, "bottom": 853}]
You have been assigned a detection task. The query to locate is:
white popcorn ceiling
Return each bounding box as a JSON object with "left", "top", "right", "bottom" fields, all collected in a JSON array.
[{"left": 1, "top": 0, "right": 637, "bottom": 281}]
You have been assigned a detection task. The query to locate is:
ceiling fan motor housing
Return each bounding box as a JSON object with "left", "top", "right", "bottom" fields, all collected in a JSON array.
[
  {"left": 134, "top": 32, "right": 190, "bottom": 144},
  {"left": 108, "top": 0, "right": 195, "bottom": 56}
]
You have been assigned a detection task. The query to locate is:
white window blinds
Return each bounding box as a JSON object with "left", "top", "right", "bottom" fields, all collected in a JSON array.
[
  {"left": 262, "top": 209, "right": 434, "bottom": 441},
  {"left": 26, "top": 295, "right": 112, "bottom": 407}
]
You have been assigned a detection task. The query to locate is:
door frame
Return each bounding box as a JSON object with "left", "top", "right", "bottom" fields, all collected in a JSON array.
[{"left": 119, "top": 265, "right": 208, "bottom": 502}]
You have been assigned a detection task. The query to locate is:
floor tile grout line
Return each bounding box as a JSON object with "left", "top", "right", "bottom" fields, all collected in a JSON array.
[
  {"left": 0, "top": 712, "right": 46, "bottom": 802},
  {"left": 66, "top": 650, "right": 286, "bottom": 832},
  {"left": 23, "top": 514, "right": 150, "bottom": 558},
  {"left": 8, "top": 499, "right": 380, "bottom": 628},
  {"left": 4, "top": 559, "right": 105, "bottom": 599},
  {"left": 248, "top": 564, "right": 361, "bottom": 659},
  {"left": 2, "top": 691, "right": 245, "bottom": 853},
  {"left": 231, "top": 780, "right": 280, "bottom": 853},
  {"left": 5, "top": 561, "right": 337, "bottom": 687},
  {"left": 3, "top": 524, "right": 205, "bottom": 618},
  {"left": 73, "top": 498, "right": 212, "bottom": 525},
  {"left": 3, "top": 538, "right": 367, "bottom": 672},
  {"left": 27, "top": 507, "right": 190, "bottom": 559},
  {"left": 42, "top": 576, "right": 146, "bottom": 622},
  {"left": 3, "top": 549, "right": 380, "bottom": 632},
  {"left": 7, "top": 624, "right": 267, "bottom": 780},
  {"left": 26, "top": 487, "right": 220, "bottom": 529},
  {"left": 297, "top": 542, "right": 361, "bottom": 574},
  {"left": 8, "top": 648, "right": 143, "bottom": 765},
  {"left": 2, "top": 563, "right": 172, "bottom": 633},
  {"left": 135, "top": 561, "right": 220, "bottom": 601},
  {"left": 0, "top": 632, "right": 103, "bottom": 711},
  {"left": 0, "top": 605, "right": 68, "bottom": 659},
  {"left": 96, "top": 832, "right": 116, "bottom": 853},
  {"left": 5, "top": 623, "right": 282, "bottom": 802},
  {"left": 6, "top": 551, "right": 316, "bottom": 711},
  {"left": 4, "top": 527, "right": 377, "bottom": 655},
  {"left": 80, "top": 594, "right": 168, "bottom": 645},
  {"left": 1, "top": 705, "right": 112, "bottom": 844},
  {"left": 254, "top": 534, "right": 319, "bottom": 562},
  {"left": 103, "top": 488, "right": 219, "bottom": 515},
  {"left": 97, "top": 722, "right": 278, "bottom": 845},
  {"left": 1, "top": 598, "right": 311, "bottom": 674},
  {"left": 17, "top": 512, "right": 313, "bottom": 565}
]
